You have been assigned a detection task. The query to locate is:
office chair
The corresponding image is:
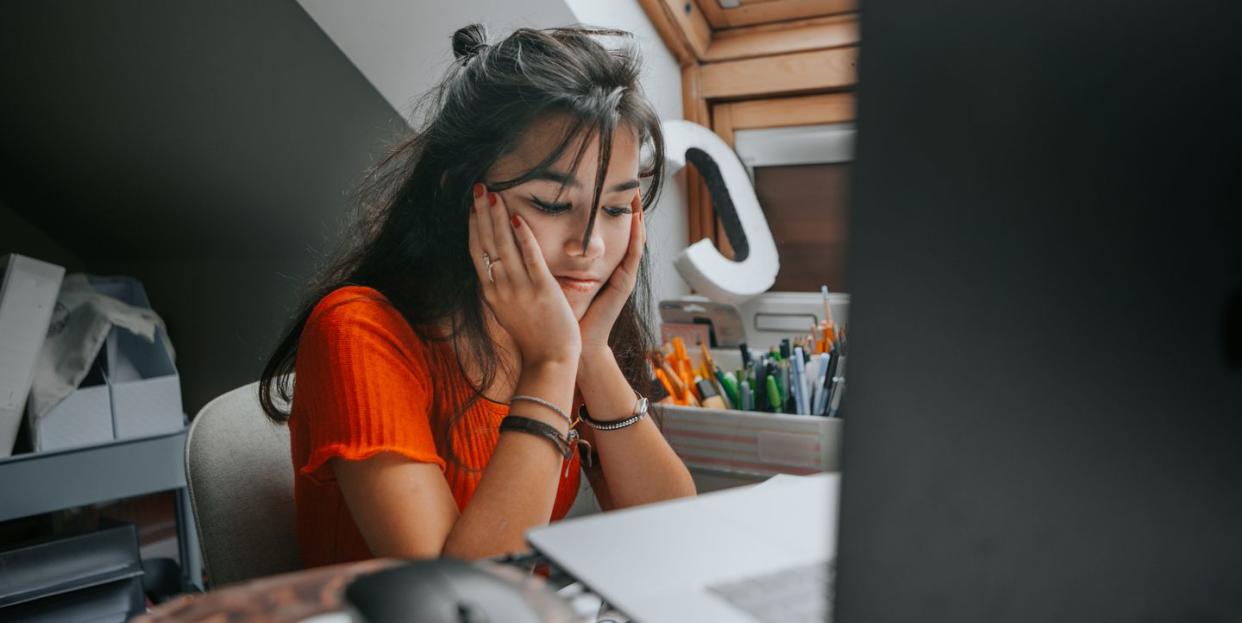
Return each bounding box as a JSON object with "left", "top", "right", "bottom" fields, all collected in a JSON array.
[{"left": 185, "top": 381, "right": 302, "bottom": 587}]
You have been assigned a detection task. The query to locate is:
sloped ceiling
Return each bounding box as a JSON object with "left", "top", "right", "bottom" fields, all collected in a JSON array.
[{"left": 0, "top": 1, "right": 407, "bottom": 261}]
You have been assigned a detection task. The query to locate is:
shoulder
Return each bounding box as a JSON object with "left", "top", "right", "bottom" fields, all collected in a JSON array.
[
  {"left": 308, "top": 285, "right": 400, "bottom": 328},
  {"left": 301, "top": 286, "right": 430, "bottom": 362}
]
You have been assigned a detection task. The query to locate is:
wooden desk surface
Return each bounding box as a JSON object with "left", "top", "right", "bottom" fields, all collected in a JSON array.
[{"left": 134, "top": 559, "right": 399, "bottom": 622}]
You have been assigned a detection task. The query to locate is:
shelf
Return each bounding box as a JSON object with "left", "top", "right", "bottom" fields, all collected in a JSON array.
[
  {"left": 0, "top": 430, "right": 188, "bottom": 522},
  {"left": 0, "top": 430, "right": 203, "bottom": 590}
]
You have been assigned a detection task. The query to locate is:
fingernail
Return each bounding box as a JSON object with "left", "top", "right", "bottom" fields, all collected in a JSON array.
[
  {"left": 510, "top": 213, "right": 521, "bottom": 228},
  {"left": 473, "top": 183, "right": 484, "bottom": 199},
  {"left": 488, "top": 192, "right": 497, "bottom": 207}
]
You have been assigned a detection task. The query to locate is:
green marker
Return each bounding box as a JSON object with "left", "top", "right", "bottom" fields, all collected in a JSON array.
[
  {"left": 766, "top": 375, "right": 782, "bottom": 413},
  {"left": 719, "top": 371, "right": 740, "bottom": 408},
  {"left": 772, "top": 365, "right": 786, "bottom": 410}
]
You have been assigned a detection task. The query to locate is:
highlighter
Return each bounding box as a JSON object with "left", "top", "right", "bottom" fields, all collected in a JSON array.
[
  {"left": 696, "top": 379, "right": 727, "bottom": 410},
  {"left": 719, "top": 371, "right": 740, "bottom": 409},
  {"left": 765, "top": 375, "right": 782, "bottom": 414}
]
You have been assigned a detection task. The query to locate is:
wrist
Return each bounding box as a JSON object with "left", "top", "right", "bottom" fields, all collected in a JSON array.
[
  {"left": 526, "top": 350, "right": 581, "bottom": 369},
  {"left": 579, "top": 345, "right": 614, "bottom": 364}
]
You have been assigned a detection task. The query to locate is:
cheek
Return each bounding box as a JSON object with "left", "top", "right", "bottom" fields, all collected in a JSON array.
[
  {"left": 601, "top": 223, "right": 631, "bottom": 269},
  {"left": 519, "top": 217, "right": 561, "bottom": 263}
]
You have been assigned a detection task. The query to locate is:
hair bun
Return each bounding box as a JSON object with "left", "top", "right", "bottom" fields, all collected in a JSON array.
[{"left": 452, "top": 24, "right": 489, "bottom": 62}]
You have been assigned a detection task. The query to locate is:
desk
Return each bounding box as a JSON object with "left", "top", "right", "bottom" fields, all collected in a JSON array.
[{"left": 134, "top": 559, "right": 397, "bottom": 622}]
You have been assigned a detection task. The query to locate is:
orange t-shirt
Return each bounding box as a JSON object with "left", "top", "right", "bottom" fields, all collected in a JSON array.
[{"left": 288, "top": 285, "right": 580, "bottom": 568}]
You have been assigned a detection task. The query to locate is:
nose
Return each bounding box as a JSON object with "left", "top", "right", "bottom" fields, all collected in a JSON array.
[{"left": 563, "top": 209, "right": 606, "bottom": 260}]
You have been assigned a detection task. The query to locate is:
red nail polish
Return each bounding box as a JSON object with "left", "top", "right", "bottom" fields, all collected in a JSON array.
[
  {"left": 510, "top": 213, "right": 521, "bottom": 228},
  {"left": 473, "top": 183, "right": 484, "bottom": 199},
  {"left": 488, "top": 192, "right": 497, "bottom": 207}
]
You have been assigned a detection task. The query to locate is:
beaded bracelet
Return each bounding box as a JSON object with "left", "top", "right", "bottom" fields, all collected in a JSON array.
[{"left": 578, "top": 393, "right": 649, "bottom": 431}]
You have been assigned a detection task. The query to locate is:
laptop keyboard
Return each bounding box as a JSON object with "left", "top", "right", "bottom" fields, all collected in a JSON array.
[{"left": 707, "top": 560, "right": 834, "bottom": 623}]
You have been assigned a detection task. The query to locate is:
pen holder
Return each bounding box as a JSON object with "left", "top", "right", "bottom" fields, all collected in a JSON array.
[{"left": 655, "top": 404, "right": 842, "bottom": 478}]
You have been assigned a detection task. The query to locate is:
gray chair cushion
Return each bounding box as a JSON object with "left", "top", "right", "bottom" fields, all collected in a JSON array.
[{"left": 185, "top": 381, "right": 301, "bottom": 587}]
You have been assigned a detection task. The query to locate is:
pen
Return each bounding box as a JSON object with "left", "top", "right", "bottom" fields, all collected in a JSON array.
[
  {"left": 781, "top": 360, "right": 792, "bottom": 413},
  {"left": 826, "top": 355, "right": 847, "bottom": 417},
  {"left": 821, "top": 284, "right": 835, "bottom": 326},
  {"left": 755, "top": 359, "right": 770, "bottom": 412},
  {"left": 812, "top": 353, "right": 831, "bottom": 415},
  {"left": 739, "top": 380, "right": 752, "bottom": 411},
  {"left": 792, "top": 346, "right": 808, "bottom": 414}
]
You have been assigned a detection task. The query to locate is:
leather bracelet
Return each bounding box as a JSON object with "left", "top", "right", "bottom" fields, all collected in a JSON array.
[
  {"left": 499, "top": 415, "right": 577, "bottom": 460},
  {"left": 578, "top": 393, "right": 649, "bottom": 431}
]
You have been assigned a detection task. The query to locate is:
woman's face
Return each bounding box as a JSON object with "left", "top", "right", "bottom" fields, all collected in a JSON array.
[{"left": 485, "top": 117, "right": 641, "bottom": 320}]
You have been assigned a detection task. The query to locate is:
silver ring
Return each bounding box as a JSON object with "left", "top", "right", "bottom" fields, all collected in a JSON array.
[{"left": 482, "top": 252, "right": 498, "bottom": 283}]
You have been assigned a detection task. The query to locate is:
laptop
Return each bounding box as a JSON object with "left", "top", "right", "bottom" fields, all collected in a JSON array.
[{"left": 527, "top": 473, "right": 837, "bottom": 623}]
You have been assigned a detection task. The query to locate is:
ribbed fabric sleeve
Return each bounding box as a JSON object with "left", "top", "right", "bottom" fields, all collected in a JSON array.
[
  {"left": 295, "top": 292, "right": 446, "bottom": 483},
  {"left": 287, "top": 285, "right": 580, "bottom": 568}
]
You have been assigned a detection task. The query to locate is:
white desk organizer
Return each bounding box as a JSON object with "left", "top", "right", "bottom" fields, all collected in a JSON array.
[
  {"left": 29, "top": 276, "right": 184, "bottom": 453},
  {"left": 655, "top": 404, "right": 843, "bottom": 478}
]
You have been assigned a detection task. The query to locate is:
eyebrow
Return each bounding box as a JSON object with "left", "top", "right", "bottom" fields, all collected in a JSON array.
[{"left": 531, "top": 169, "right": 640, "bottom": 193}]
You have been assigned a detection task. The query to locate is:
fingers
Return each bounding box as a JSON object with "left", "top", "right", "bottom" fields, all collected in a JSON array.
[
  {"left": 612, "top": 195, "right": 646, "bottom": 287},
  {"left": 485, "top": 190, "right": 529, "bottom": 288},
  {"left": 467, "top": 185, "right": 494, "bottom": 294},
  {"left": 510, "top": 211, "right": 555, "bottom": 283}
]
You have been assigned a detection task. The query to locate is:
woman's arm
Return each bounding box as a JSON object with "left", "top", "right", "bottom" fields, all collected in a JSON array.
[
  {"left": 335, "top": 359, "right": 578, "bottom": 560},
  {"left": 576, "top": 348, "right": 696, "bottom": 509},
  {"left": 334, "top": 186, "right": 582, "bottom": 560}
]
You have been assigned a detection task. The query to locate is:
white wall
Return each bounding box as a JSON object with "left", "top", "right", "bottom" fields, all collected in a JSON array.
[{"left": 297, "top": 0, "right": 578, "bottom": 122}]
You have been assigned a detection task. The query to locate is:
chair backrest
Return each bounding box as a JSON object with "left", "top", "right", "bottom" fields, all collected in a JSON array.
[{"left": 185, "top": 381, "right": 301, "bottom": 587}]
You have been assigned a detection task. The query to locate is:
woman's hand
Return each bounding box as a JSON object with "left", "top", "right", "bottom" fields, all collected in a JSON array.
[
  {"left": 578, "top": 193, "right": 645, "bottom": 355},
  {"left": 468, "top": 184, "right": 581, "bottom": 366}
]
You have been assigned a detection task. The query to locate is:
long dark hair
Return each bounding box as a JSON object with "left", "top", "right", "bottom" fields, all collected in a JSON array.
[{"left": 258, "top": 24, "right": 665, "bottom": 461}]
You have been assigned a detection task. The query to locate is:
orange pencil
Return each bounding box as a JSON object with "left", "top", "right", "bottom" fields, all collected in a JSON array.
[
  {"left": 671, "top": 336, "right": 689, "bottom": 363},
  {"left": 657, "top": 357, "right": 690, "bottom": 404},
  {"left": 654, "top": 368, "right": 680, "bottom": 405}
]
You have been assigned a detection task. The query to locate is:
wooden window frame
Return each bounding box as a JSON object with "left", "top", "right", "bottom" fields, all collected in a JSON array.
[
  {"left": 639, "top": 0, "right": 859, "bottom": 249},
  {"left": 711, "top": 93, "right": 855, "bottom": 257}
]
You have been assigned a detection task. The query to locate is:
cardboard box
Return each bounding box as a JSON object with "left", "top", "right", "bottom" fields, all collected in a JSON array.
[
  {"left": 0, "top": 255, "right": 65, "bottom": 458},
  {"left": 29, "top": 276, "right": 183, "bottom": 452}
]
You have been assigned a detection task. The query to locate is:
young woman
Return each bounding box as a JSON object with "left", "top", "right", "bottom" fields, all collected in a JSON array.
[{"left": 259, "top": 23, "right": 695, "bottom": 567}]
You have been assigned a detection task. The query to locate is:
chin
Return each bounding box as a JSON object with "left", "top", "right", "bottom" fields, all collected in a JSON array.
[{"left": 560, "top": 287, "right": 596, "bottom": 320}]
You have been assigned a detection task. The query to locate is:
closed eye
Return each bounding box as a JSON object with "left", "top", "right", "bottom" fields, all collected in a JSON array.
[{"left": 529, "top": 196, "right": 572, "bottom": 215}]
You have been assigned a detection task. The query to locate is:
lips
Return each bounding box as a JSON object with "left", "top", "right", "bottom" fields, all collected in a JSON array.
[{"left": 554, "top": 275, "right": 600, "bottom": 293}]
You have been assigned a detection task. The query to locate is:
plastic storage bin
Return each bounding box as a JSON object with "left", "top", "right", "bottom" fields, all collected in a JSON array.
[{"left": 656, "top": 404, "right": 843, "bottom": 478}]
